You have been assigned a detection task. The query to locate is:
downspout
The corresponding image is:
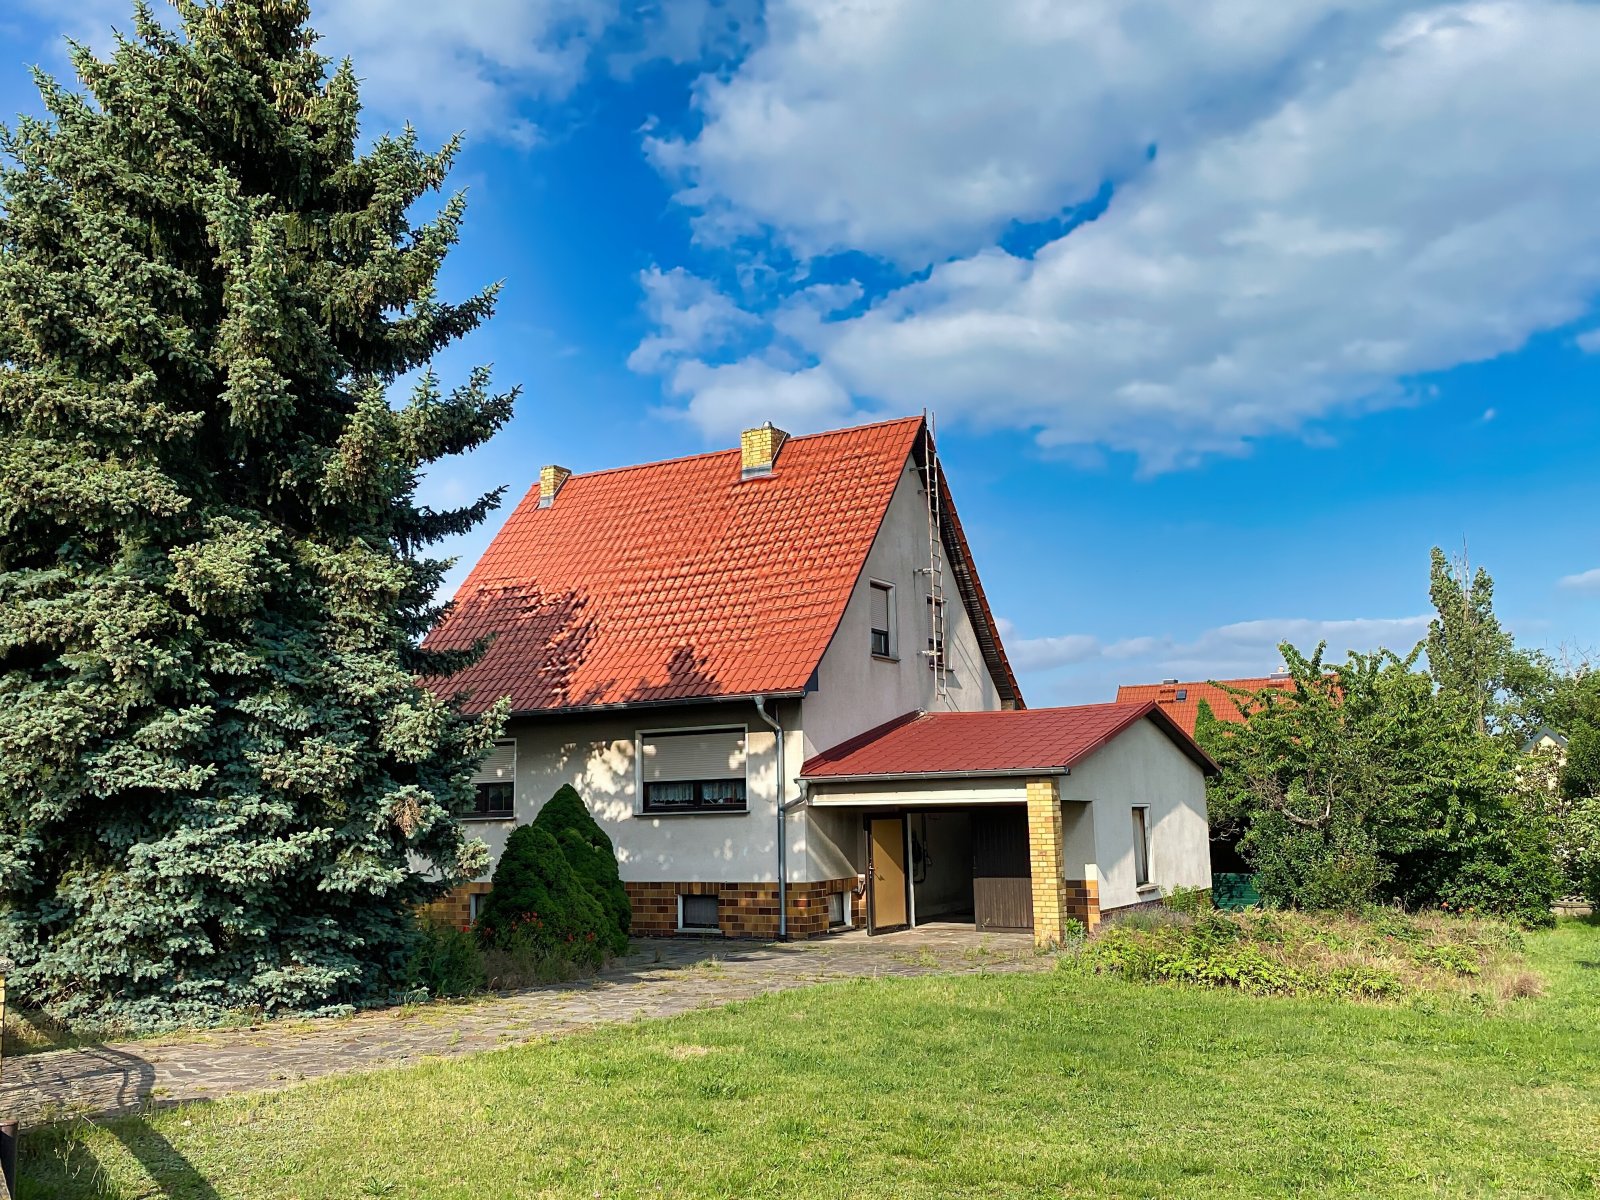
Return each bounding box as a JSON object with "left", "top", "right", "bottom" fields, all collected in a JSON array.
[{"left": 753, "top": 696, "right": 789, "bottom": 940}]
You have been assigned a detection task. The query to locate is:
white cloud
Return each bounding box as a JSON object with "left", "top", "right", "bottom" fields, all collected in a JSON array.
[
  {"left": 658, "top": 358, "right": 859, "bottom": 440},
  {"left": 626, "top": 267, "right": 758, "bottom": 373},
  {"left": 608, "top": 0, "right": 760, "bottom": 77},
  {"left": 650, "top": 0, "right": 1420, "bottom": 262},
  {"left": 645, "top": 1, "right": 1600, "bottom": 467},
  {"left": 311, "top": 0, "right": 615, "bottom": 140},
  {"left": 1004, "top": 614, "right": 1431, "bottom": 680},
  {"left": 1558, "top": 568, "right": 1600, "bottom": 592},
  {"left": 1576, "top": 328, "right": 1600, "bottom": 354},
  {"left": 22, "top": 0, "right": 744, "bottom": 145}
]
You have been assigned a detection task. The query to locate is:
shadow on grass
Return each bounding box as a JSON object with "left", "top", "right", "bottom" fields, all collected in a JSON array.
[
  {"left": 23, "top": 1116, "right": 221, "bottom": 1200},
  {"left": 13, "top": 1047, "right": 220, "bottom": 1200}
]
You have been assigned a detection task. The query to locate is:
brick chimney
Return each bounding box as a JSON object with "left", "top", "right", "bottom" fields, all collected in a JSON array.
[
  {"left": 538, "top": 464, "right": 572, "bottom": 508},
  {"left": 740, "top": 422, "right": 789, "bottom": 480}
]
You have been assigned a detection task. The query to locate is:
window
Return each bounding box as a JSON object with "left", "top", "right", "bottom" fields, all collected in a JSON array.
[
  {"left": 1132, "top": 806, "right": 1151, "bottom": 887},
  {"left": 470, "top": 741, "right": 516, "bottom": 818},
  {"left": 827, "top": 891, "right": 850, "bottom": 929},
  {"left": 469, "top": 892, "right": 485, "bottom": 923},
  {"left": 679, "top": 893, "right": 720, "bottom": 931},
  {"left": 639, "top": 727, "right": 748, "bottom": 814},
  {"left": 1175, "top": 688, "right": 1188, "bottom": 701},
  {"left": 869, "top": 581, "right": 896, "bottom": 658}
]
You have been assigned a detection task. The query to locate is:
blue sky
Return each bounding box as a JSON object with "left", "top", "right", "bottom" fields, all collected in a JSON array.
[{"left": 4, "top": 0, "right": 1598, "bottom": 704}]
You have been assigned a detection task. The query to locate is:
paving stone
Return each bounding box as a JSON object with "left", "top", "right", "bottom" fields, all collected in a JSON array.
[{"left": 0, "top": 926, "right": 1040, "bottom": 1128}]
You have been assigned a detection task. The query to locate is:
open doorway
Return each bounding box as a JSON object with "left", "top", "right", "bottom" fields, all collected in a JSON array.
[{"left": 909, "top": 810, "right": 974, "bottom": 923}]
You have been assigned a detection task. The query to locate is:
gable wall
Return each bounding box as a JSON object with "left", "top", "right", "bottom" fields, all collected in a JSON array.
[
  {"left": 1059, "top": 717, "right": 1211, "bottom": 910},
  {"left": 796, "top": 456, "right": 1006, "bottom": 880}
]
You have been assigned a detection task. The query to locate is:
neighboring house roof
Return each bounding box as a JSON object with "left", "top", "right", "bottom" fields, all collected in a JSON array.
[
  {"left": 1521, "top": 726, "right": 1569, "bottom": 752},
  {"left": 800, "top": 702, "right": 1218, "bottom": 780},
  {"left": 1114, "top": 675, "right": 1299, "bottom": 736},
  {"left": 424, "top": 416, "right": 1022, "bottom": 715}
]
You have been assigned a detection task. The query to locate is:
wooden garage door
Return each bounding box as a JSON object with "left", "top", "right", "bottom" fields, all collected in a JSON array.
[{"left": 972, "top": 807, "right": 1033, "bottom": 931}]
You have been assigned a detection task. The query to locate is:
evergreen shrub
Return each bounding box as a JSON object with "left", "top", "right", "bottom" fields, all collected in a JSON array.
[
  {"left": 532, "top": 785, "right": 631, "bottom": 955},
  {"left": 473, "top": 826, "right": 605, "bottom": 972}
]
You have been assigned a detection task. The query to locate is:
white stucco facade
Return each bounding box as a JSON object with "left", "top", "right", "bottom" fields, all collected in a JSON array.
[
  {"left": 1060, "top": 717, "right": 1212, "bottom": 910},
  {"left": 469, "top": 697, "right": 803, "bottom": 884}
]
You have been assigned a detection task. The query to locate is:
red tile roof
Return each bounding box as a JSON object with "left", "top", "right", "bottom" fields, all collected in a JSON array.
[
  {"left": 423, "top": 417, "right": 1020, "bottom": 715},
  {"left": 1115, "top": 676, "right": 1297, "bottom": 735},
  {"left": 801, "top": 702, "right": 1216, "bottom": 779}
]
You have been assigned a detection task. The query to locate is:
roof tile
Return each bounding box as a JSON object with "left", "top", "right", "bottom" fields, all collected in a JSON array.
[
  {"left": 424, "top": 418, "right": 925, "bottom": 714},
  {"left": 1114, "top": 676, "right": 1297, "bottom": 735}
]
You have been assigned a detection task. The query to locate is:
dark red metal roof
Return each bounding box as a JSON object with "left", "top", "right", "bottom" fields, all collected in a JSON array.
[{"left": 801, "top": 702, "right": 1217, "bottom": 779}]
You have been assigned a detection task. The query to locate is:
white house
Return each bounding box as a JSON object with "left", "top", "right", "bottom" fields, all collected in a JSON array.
[{"left": 424, "top": 416, "right": 1214, "bottom": 945}]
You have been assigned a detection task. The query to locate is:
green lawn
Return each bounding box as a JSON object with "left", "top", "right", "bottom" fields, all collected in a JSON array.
[{"left": 16, "top": 919, "right": 1600, "bottom": 1199}]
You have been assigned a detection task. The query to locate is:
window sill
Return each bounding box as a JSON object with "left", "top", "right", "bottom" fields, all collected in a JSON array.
[
  {"left": 871, "top": 653, "right": 900, "bottom": 663},
  {"left": 461, "top": 814, "right": 516, "bottom": 823},
  {"left": 1136, "top": 883, "right": 1160, "bottom": 894},
  {"left": 639, "top": 809, "right": 750, "bottom": 818}
]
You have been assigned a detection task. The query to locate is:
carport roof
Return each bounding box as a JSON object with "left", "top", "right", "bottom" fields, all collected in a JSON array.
[{"left": 801, "top": 702, "right": 1218, "bottom": 781}]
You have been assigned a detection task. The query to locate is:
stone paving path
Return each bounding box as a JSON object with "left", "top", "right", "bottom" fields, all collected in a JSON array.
[{"left": 0, "top": 927, "right": 1041, "bottom": 1128}]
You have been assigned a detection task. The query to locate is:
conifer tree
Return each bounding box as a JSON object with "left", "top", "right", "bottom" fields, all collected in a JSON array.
[{"left": 0, "top": 0, "right": 514, "bottom": 1026}]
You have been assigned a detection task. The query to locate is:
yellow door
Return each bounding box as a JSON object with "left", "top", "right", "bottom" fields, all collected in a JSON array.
[{"left": 869, "top": 817, "right": 908, "bottom": 933}]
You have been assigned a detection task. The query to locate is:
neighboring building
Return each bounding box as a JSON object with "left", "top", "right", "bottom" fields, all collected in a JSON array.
[
  {"left": 1521, "top": 726, "right": 1570, "bottom": 758},
  {"left": 1115, "top": 674, "right": 1299, "bottom": 736},
  {"left": 424, "top": 416, "right": 1215, "bottom": 945}
]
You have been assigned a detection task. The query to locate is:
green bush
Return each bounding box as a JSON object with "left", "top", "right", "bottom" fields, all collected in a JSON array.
[
  {"left": 1163, "top": 885, "right": 1214, "bottom": 916},
  {"left": 405, "top": 917, "right": 487, "bottom": 1000},
  {"left": 532, "top": 785, "right": 631, "bottom": 955},
  {"left": 474, "top": 825, "right": 606, "bottom": 971}
]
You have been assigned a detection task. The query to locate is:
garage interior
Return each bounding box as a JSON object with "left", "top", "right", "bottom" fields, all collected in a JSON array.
[{"left": 868, "top": 806, "right": 1035, "bottom": 934}]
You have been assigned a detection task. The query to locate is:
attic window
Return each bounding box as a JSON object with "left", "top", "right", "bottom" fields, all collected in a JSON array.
[
  {"left": 1175, "top": 688, "right": 1188, "bottom": 701},
  {"left": 869, "top": 581, "right": 896, "bottom": 658}
]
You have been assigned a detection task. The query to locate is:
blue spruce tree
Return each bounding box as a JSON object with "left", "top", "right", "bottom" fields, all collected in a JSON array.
[{"left": 0, "top": 0, "right": 514, "bottom": 1026}]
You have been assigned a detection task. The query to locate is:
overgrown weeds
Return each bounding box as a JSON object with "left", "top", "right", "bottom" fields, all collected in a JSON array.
[
  {"left": 404, "top": 915, "right": 607, "bottom": 1002},
  {"left": 1066, "top": 906, "right": 1537, "bottom": 1006}
]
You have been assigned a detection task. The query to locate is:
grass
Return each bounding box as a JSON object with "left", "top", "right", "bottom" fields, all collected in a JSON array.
[{"left": 12, "top": 918, "right": 1600, "bottom": 1199}]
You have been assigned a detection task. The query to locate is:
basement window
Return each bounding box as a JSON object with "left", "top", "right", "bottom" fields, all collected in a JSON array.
[
  {"left": 827, "top": 891, "right": 850, "bottom": 929},
  {"left": 679, "top": 893, "right": 720, "bottom": 932},
  {"left": 869, "top": 580, "right": 896, "bottom": 658},
  {"left": 639, "top": 727, "right": 749, "bottom": 814},
  {"left": 469, "top": 741, "right": 516, "bottom": 819}
]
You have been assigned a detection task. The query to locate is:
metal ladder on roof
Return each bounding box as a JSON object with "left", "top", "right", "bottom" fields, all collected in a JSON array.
[{"left": 921, "top": 411, "right": 949, "bottom": 702}]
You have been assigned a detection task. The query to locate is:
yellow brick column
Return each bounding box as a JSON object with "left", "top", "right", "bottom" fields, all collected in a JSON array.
[{"left": 1026, "top": 777, "right": 1068, "bottom": 949}]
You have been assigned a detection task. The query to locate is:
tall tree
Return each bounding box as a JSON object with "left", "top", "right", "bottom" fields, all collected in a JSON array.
[
  {"left": 0, "top": 0, "right": 512, "bottom": 1026},
  {"left": 1209, "top": 643, "right": 1559, "bottom": 924},
  {"left": 1426, "top": 545, "right": 1515, "bottom": 736}
]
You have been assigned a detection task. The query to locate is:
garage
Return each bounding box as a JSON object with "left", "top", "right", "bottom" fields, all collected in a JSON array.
[{"left": 800, "top": 702, "right": 1219, "bottom": 945}]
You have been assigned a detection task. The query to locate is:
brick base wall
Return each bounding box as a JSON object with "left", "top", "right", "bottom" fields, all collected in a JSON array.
[
  {"left": 1064, "top": 878, "right": 1101, "bottom": 933},
  {"left": 421, "top": 882, "right": 493, "bottom": 932},
  {"left": 625, "top": 878, "right": 863, "bottom": 939}
]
